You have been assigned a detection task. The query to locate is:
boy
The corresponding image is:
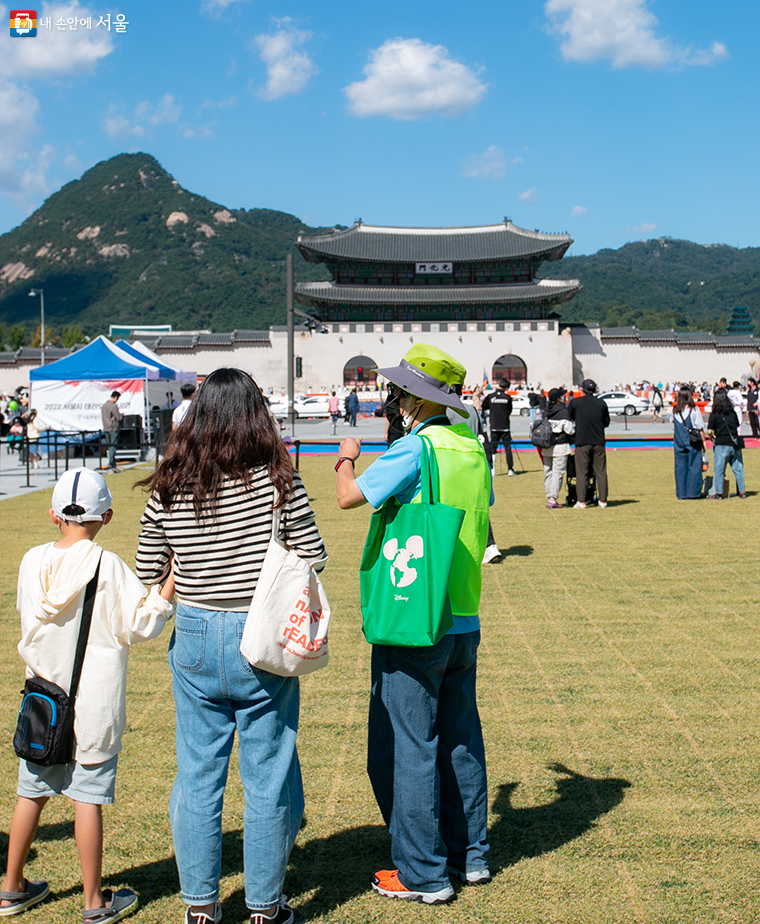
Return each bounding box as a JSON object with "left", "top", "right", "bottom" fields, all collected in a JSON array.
[{"left": 0, "top": 469, "right": 174, "bottom": 921}]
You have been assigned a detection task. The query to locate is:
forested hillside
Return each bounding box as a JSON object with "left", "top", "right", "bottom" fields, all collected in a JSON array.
[
  {"left": 0, "top": 153, "right": 331, "bottom": 346},
  {"left": 540, "top": 237, "right": 760, "bottom": 332},
  {"left": 0, "top": 152, "right": 757, "bottom": 347}
]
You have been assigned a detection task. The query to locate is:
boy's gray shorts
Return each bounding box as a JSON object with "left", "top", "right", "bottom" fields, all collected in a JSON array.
[{"left": 18, "top": 755, "right": 118, "bottom": 805}]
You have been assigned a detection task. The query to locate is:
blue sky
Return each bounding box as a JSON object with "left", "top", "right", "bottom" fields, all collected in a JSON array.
[{"left": 1, "top": 0, "right": 757, "bottom": 254}]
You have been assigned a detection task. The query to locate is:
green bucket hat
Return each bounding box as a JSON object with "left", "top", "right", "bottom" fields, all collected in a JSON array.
[{"left": 376, "top": 344, "right": 469, "bottom": 417}]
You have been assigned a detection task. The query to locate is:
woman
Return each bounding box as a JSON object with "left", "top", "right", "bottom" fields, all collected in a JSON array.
[
  {"left": 651, "top": 386, "right": 664, "bottom": 422},
  {"left": 672, "top": 386, "right": 705, "bottom": 499},
  {"left": 542, "top": 387, "right": 575, "bottom": 509},
  {"left": 136, "top": 369, "right": 325, "bottom": 924},
  {"left": 707, "top": 389, "right": 747, "bottom": 499}
]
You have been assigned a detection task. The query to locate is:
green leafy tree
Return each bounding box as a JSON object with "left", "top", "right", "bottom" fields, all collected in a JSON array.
[
  {"left": 61, "top": 324, "right": 84, "bottom": 347},
  {"left": 6, "top": 325, "right": 26, "bottom": 350}
]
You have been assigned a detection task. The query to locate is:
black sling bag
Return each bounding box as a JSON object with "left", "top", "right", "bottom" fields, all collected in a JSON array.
[{"left": 13, "top": 557, "right": 101, "bottom": 766}]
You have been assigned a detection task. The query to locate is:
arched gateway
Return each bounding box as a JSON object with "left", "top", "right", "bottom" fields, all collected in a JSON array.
[
  {"left": 343, "top": 355, "right": 377, "bottom": 388},
  {"left": 492, "top": 354, "right": 527, "bottom": 386}
]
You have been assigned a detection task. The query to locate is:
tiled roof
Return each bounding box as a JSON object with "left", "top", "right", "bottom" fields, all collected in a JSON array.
[
  {"left": 153, "top": 336, "right": 196, "bottom": 349},
  {"left": 717, "top": 335, "right": 758, "bottom": 347},
  {"left": 297, "top": 220, "right": 573, "bottom": 265},
  {"left": 599, "top": 328, "right": 759, "bottom": 349},
  {"left": 0, "top": 351, "right": 19, "bottom": 364},
  {"left": 17, "top": 348, "right": 43, "bottom": 361},
  {"left": 294, "top": 279, "right": 581, "bottom": 306},
  {"left": 674, "top": 332, "right": 716, "bottom": 345},
  {"left": 600, "top": 327, "right": 639, "bottom": 339},
  {"left": 637, "top": 330, "right": 678, "bottom": 343},
  {"left": 196, "top": 333, "right": 233, "bottom": 346},
  {"left": 234, "top": 330, "right": 270, "bottom": 342}
]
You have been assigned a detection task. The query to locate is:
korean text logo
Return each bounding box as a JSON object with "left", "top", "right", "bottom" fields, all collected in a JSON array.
[{"left": 10, "top": 9, "right": 37, "bottom": 37}]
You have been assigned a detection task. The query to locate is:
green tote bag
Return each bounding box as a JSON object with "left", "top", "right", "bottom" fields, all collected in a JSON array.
[{"left": 359, "top": 436, "right": 466, "bottom": 647}]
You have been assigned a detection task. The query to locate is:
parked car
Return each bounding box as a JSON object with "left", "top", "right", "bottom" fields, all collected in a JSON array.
[
  {"left": 294, "top": 395, "right": 346, "bottom": 418},
  {"left": 598, "top": 391, "right": 650, "bottom": 416}
]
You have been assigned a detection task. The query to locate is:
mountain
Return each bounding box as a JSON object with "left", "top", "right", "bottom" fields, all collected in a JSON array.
[
  {"left": 1, "top": 153, "right": 758, "bottom": 344},
  {"left": 539, "top": 237, "right": 760, "bottom": 333},
  {"left": 0, "top": 153, "right": 331, "bottom": 342}
]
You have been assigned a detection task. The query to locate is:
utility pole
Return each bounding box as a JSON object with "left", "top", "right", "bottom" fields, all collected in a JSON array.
[
  {"left": 286, "top": 254, "right": 295, "bottom": 434},
  {"left": 28, "top": 288, "right": 45, "bottom": 365}
]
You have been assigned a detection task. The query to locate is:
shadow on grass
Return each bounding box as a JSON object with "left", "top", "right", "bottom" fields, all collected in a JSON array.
[
  {"left": 19, "top": 765, "right": 629, "bottom": 921},
  {"left": 489, "top": 763, "right": 631, "bottom": 873},
  {"left": 501, "top": 545, "right": 534, "bottom": 557}
]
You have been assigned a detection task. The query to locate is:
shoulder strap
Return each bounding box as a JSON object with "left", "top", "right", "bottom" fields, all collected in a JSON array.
[
  {"left": 419, "top": 435, "right": 440, "bottom": 506},
  {"left": 69, "top": 555, "right": 102, "bottom": 702}
]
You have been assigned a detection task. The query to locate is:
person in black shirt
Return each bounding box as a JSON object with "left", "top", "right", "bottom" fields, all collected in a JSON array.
[
  {"left": 707, "top": 389, "right": 746, "bottom": 498},
  {"left": 567, "top": 379, "right": 611, "bottom": 507},
  {"left": 747, "top": 378, "right": 759, "bottom": 439},
  {"left": 481, "top": 379, "right": 515, "bottom": 476}
]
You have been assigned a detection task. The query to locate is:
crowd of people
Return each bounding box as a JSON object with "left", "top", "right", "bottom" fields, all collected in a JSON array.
[{"left": 0, "top": 351, "right": 756, "bottom": 924}]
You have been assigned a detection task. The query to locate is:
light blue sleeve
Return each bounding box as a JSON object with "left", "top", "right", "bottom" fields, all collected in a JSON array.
[{"left": 356, "top": 435, "right": 423, "bottom": 508}]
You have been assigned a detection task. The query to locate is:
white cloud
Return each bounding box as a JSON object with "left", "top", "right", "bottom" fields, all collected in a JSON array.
[
  {"left": 201, "top": 0, "right": 249, "bottom": 17},
  {"left": 252, "top": 20, "right": 317, "bottom": 100},
  {"left": 0, "top": 2, "right": 115, "bottom": 211},
  {"left": 0, "top": 2, "right": 114, "bottom": 78},
  {"left": 461, "top": 146, "right": 523, "bottom": 180},
  {"left": 572, "top": 205, "right": 588, "bottom": 216},
  {"left": 519, "top": 188, "right": 538, "bottom": 204},
  {"left": 182, "top": 123, "right": 216, "bottom": 139},
  {"left": 344, "top": 38, "right": 487, "bottom": 120},
  {"left": 628, "top": 222, "right": 657, "bottom": 234},
  {"left": 545, "top": 0, "right": 728, "bottom": 69},
  {"left": 200, "top": 96, "right": 236, "bottom": 110},
  {"left": 104, "top": 94, "right": 182, "bottom": 139}
]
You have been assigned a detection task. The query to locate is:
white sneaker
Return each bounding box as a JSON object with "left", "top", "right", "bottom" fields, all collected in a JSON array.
[
  {"left": 507, "top": 469, "right": 516, "bottom": 476},
  {"left": 575, "top": 502, "right": 587, "bottom": 509},
  {"left": 598, "top": 501, "right": 608, "bottom": 508},
  {"left": 447, "top": 866, "right": 492, "bottom": 886},
  {"left": 482, "top": 544, "right": 501, "bottom": 564}
]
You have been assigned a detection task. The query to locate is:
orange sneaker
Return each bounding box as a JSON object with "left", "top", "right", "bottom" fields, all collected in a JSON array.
[{"left": 371, "top": 870, "right": 454, "bottom": 904}]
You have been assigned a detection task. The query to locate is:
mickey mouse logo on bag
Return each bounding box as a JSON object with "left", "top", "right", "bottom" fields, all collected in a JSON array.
[{"left": 383, "top": 535, "right": 424, "bottom": 588}]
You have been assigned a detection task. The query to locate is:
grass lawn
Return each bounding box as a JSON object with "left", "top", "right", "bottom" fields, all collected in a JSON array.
[{"left": 1, "top": 448, "right": 759, "bottom": 924}]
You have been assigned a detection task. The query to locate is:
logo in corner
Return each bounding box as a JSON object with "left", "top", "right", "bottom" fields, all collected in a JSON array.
[
  {"left": 383, "top": 535, "right": 424, "bottom": 588},
  {"left": 10, "top": 9, "right": 37, "bottom": 36}
]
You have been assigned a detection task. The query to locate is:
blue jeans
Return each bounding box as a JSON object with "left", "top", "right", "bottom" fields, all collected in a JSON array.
[
  {"left": 367, "top": 631, "right": 488, "bottom": 891},
  {"left": 169, "top": 605, "right": 303, "bottom": 910},
  {"left": 713, "top": 444, "right": 745, "bottom": 494},
  {"left": 105, "top": 430, "right": 119, "bottom": 467}
]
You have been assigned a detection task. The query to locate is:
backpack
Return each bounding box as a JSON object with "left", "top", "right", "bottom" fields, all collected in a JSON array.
[{"left": 530, "top": 417, "right": 553, "bottom": 448}]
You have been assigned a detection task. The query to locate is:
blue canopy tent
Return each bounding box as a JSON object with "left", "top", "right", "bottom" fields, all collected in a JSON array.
[
  {"left": 30, "top": 335, "right": 162, "bottom": 382},
  {"left": 29, "top": 336, "right": 195, "bottom": 439}
]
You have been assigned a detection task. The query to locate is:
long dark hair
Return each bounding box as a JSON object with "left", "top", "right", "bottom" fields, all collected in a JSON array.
[
  {"left": 674, "top": 386, "right": 695, "bottom": 416},
  {"left": 138, "top": 368, "right": 293, "bottom": 516},
  {"left": 712, "top": 390, "right": 734, "bottom": 416}
]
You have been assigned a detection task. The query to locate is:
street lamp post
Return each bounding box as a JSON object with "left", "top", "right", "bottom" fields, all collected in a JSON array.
[{"left": 28, "top": 288, "right": 45, "bottom": 365}]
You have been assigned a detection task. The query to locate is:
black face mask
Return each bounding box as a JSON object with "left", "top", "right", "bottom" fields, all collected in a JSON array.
[{"left": 381, "top": 392, "right": 404, "bottom": 428}]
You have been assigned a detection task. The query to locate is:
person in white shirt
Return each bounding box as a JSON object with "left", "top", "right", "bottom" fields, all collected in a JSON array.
[
  {"left": 171, "top": 383, "right": 196, "bottom": 430},
  {"left": 1, "top": 469, "right": 174, "bottom": 922},
  {"left": 727, "top": 381, "right": 744, "bottom": 433}
]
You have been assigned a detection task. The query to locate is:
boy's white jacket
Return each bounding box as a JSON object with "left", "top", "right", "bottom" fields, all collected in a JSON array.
[{"left": 17, "top": 539, "right": 174, "bottom": 764}]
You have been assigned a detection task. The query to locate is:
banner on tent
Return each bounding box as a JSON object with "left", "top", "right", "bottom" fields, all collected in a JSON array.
[{"left": 30, "top": 379, "right": 145, "bottom": 432}]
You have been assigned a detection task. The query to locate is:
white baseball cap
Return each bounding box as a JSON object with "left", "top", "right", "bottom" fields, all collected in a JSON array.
[{"left": 51, "top": 469, "right": 113, "bottom": 522}]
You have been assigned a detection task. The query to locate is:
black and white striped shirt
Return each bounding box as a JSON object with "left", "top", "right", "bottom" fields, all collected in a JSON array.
[{"left": 135, "top": 469, "right": 325, "bottom": 609}]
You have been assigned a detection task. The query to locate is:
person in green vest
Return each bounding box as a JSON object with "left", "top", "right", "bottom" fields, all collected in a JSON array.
[{"left": 335, "top": 344, "right": 492, "bottom": 905}]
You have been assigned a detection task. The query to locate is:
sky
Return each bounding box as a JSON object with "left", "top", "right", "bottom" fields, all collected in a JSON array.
[{"left": 1, "top": 0, "right": 758, "bottom": 255}]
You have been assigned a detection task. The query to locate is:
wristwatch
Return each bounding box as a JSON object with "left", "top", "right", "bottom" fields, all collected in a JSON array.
[{"left": 335, "top": 457, "right": 355, "bottom": 472}]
